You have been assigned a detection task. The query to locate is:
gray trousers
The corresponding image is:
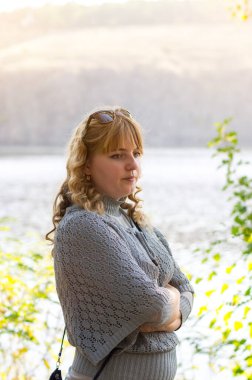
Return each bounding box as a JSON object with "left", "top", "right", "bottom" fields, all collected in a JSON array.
[{"left": 65, "top": 348, "right": 177, "bottom": 380}]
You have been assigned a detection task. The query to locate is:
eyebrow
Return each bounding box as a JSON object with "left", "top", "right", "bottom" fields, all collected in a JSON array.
[{"left": 116, "top": 148, "right": 138, "bottom": 151}]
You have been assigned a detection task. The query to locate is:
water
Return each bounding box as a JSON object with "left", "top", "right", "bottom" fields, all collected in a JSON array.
[
  {"left": 0, "top": 147, "right": 236, "bottom": 240},
  {"left": 1, "top": 147, "right": 251, "bottom": 379}
]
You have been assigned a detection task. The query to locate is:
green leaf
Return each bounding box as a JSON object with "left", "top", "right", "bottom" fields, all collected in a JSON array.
[
  {"left": 221, "top": 283, "right": 229, "bottom": 293},
  {"left": 201, "top": 257, "right": 208, "bottom": 264},
  {"left": 243, "top": 306, "right": 251, "bottom": 318},
  {"left": 213, "top": 253, "right": 221, "bottom": 261},
  {"left": 205, "top": 289, "right": 216, "bottom": 297},
  {"left": 222, "top": 328, "right": 231, "bottom": 340},
  {"left": 209, "top": 318, "right": 217, "bottom": 328},
  {"left": 198, "top": 305, "right": 208, "bottom": 316},
  {"left": 234, "top": 321, "right": 243, "bottom": 331},
  {"left": 234, "top": 215, "right": 245, "bottom": 225},
  {"left": 238, "top": 176, "right": 250, "bottom": 187},
  {"left": 226, "top": 264, "right": 236, "bottom": 274},
  {"left": 248, "top": 261, "right": 252, "bottom": 271},
  {"left": 245, "top": 287, "right": 251, "bottom": 296},
  {"left": 231, "top": 226, "right": 240, "bottom": 236},
  {"left": 223, "top": 311, "right": 232, "bottom": 323},
  {"left": 208, "top": 271, "right": 217, "bottom": 281},
  {"left": 236, "top": 276, "right": 245, "bottom": 284},
  {"left": 195, "top": 277, "right": 203, "bottom": 284}
]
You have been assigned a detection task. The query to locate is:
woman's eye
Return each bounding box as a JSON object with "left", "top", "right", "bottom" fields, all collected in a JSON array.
[
  {"left": 134, "top": 151, "right": 141, "bottom": 157},
  {"left": 110, "top": 151, "right": 141, "bottom": 159},
  {"left": 110, "top": 154, "right": 122, "bottom": 159}
]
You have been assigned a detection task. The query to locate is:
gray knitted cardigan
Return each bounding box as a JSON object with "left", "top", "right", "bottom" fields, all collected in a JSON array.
[{"left": 53, "top": 196, "right": 194, "bottom": 367}]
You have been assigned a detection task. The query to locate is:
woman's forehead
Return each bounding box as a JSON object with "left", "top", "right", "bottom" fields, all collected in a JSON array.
[
  {"left": 105, "top": 134, "right": 141, "bottom": 151},
  {"left": 108, "top": 139, "right": 140, "bottom": 151}
]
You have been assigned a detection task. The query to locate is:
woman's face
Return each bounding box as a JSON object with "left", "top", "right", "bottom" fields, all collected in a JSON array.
[{"left": 85, "top": 140, "right": 142, "bottom": 200}]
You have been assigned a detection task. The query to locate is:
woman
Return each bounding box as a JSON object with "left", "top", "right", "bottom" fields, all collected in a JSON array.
[{"left": 46, "top": 106, "right": 194, "bottom": 380}]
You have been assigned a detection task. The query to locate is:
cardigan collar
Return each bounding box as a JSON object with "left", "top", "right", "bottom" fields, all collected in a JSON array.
[
  {"left": 102, "top": 195, "right": 127, "bottom": 217},
  {"left": 66, "top": 195, "right": 127, "bottom": 217}
]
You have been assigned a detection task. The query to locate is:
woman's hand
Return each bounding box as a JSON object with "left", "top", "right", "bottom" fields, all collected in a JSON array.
[
  {"left": 139, "top": 315, "right": 181, "bottom": 333},
  {"left": 139, "top": 284, "right": 181, "bottom": 333}
]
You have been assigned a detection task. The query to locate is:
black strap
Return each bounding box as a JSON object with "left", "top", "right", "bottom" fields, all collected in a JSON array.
[
  {"left": 57, "top": 327, "right": 117, "bottom": 379},
  {"left": 56, "top": 327, "right": 66, "bottom": 369},
  {"left": 93, "top": 347, "right": 118, "bottom": 380}
]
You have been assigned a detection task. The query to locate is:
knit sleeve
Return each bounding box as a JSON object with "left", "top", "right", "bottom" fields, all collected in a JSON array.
[
  {"left": 153, "top": 227, "right": 194, "bottom": 326},
  {"left": 54, "top": 211, "right": 177, "bottom": 366}
]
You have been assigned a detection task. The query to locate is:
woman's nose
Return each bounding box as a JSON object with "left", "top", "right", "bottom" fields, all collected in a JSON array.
[{"left": 125, "top": 155, "right": 139, "bottom": 171}]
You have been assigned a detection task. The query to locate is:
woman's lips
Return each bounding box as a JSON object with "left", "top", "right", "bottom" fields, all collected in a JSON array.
[{"left": 123, "top": 177, "right": 136, "bottom": 182}]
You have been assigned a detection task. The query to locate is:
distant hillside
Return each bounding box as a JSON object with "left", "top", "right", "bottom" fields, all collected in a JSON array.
[
  {"left": 0, "top": 1, "right": 251, "bottom": 150},
  {"left": 0, "top": 1, "right": 230, "bottom": 49}
]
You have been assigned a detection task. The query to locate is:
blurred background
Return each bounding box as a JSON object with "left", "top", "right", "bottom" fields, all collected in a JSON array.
[
  {"left": 0, "top": 0, "right": 252, "bottom": 151},
  {"left": 0, "top": 1, "right": 252, "bottom": 380}
]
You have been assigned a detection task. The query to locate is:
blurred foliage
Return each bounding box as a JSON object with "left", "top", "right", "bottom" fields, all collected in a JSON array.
[
  {"left": 227, "top": 0, "right": 252, "bottom": 20},
  {"left": 0, "top": 220, "right": 62, "bottom": 379},
  {"left": 187, "top": 118, "right": 252, "bottom": 379}
]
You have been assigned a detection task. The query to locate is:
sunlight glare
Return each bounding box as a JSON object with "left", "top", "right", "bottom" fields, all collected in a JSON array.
[{"left": 0, "top": 0, "right": 133, "bottom": 13}]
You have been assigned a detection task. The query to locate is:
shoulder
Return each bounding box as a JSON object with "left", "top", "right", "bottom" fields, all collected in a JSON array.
[
  {"left": 56, "top": 205, "right": 124, "bottom": 242},
  {"left": 152, "top": 226, "right": 165, "bottom": 241},
  {"left": 54, "top": 206, "right": 132, "bottom": 263}
]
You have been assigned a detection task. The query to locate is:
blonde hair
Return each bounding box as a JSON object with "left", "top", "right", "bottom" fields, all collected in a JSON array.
[{"left": 45, "top": 105, "right": 151, "bottom": 246}]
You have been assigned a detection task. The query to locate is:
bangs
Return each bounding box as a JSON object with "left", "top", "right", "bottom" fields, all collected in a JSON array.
[{"left": 101, "top": 116, "right": 143, "bottom": 154}]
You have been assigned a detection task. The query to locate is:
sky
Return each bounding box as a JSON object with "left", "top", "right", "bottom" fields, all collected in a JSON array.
[{"left": 0, "top": 0, "right": 162, "bottom": 13}]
